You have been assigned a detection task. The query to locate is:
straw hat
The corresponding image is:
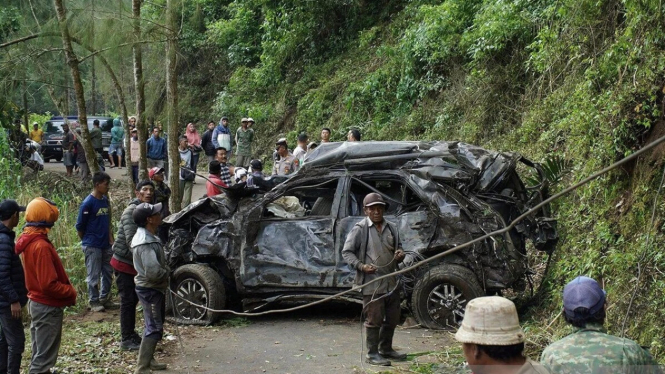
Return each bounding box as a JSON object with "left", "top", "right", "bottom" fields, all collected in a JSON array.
[{"left": 455, "top": 296, "right": 525, "bottom": 346}]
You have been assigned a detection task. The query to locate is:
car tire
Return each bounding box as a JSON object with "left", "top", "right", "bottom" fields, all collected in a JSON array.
[
  {"left": 172, "top": 264, "right": 226, "bottom": 325},
  {"left": 411, "top": 264, "right": 484, "bottom": 330},
  {"left": 55, "top": 156, "right": 62, "bottom": 162},
  {"left": 44, "top": 157, "right": 50, "bottom": 163}
]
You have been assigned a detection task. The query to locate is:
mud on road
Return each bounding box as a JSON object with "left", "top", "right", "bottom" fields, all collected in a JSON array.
[{"left": 161, "top": 303, "right": 455, "bottom": 374}]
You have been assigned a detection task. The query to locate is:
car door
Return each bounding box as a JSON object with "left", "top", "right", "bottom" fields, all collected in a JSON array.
[
  {"left": 335, "top": 173, "right": 438, "bottom": 287},
  {"left": 239, "top": 178, "right": 343, "bottom": 288}
]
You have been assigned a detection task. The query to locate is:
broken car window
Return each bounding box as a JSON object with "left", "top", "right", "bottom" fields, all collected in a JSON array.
[{"left": 263, "top": 179, "right": 339, "bottom": 218}]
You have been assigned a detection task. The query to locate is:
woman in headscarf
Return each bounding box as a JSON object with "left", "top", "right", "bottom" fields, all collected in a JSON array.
[
  {"left": 15, "top": 198, "right": 77, "bottom": 374},
  {"left": 184, "top": 123, "right": 202, "bottom": 175}
]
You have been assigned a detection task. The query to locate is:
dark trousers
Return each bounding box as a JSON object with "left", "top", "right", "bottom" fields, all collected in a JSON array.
[
  {"left": 191, "top": 152, "right": 200, "bottom": 171},
  {"left": 115, "top": 271, "right": 139, "bottom": 341},
  {"left": 136, "top": 288, "right": 165, "bottom": 341},
  {"left": 131, "top": 165, "right": 139, "bottom": 185},
  {"left": 0, "top": 306, "right": 25, "bottom": 374},
  {"left": 362, "top": 292, "right": 401, "bottom": 329}
]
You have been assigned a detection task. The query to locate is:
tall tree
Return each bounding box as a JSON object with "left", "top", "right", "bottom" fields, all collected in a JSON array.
[
  {"left": 133, "top": 0, "right": 148, "bottom": 181},
  {"left": 166, "top": 0, "right": 181, "bottom": 210},
  {"left": 54, "top": 0, "right": 98, "bottom": 172}
]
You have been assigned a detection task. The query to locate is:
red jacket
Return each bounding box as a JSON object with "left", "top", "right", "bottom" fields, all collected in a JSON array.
[
  {"left": 206, "top": 174, "right": 227, "bottom": 197},
  {"left": 15, "top": 234, "right": 77, "bottom": 307}
]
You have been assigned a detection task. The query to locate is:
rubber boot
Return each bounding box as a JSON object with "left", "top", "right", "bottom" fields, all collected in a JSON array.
[
  {"left": 379, "top": 327, "right": 407, "bottom": 361},
  {"left": 365, "top": 327, "right": 390, "bottom": 366},
  {"left": 134, "top": 337, "right": 155, "bottom": 374},
  {"left": 146, "top": 337, "right": 167, "bottom": 371}
]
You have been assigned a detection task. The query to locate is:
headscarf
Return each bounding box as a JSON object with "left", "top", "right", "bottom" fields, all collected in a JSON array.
[
  {"left": 22, "top": 197, "right": 60, "bottom": 235},
  {"left": 185, "top": 123, "right": 201, "bottom": 147}
]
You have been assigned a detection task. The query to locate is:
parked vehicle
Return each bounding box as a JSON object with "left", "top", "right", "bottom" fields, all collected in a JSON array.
[
  {"left": 41, "top": 116, "right": 114, "bottom": 162},
  {"left": 164, "top": 141, "right": 559, "bottom": 328}
]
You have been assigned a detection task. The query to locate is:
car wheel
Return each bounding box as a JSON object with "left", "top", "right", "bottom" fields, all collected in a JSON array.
[
  {"left": 44, "top": 157, "right": 50, "bottom": 163},
  {"left": 411, "top": 264, "right": 484, "bottom": 329},
  {"left": 55, "top": 156, "right": 62, "bottom": 162},
  {"left": 172, "top": 264, "right": 226, "bottom": 325}
]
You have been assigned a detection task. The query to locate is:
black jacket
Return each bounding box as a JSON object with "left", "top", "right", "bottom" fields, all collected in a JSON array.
[
  {"left": 0, "top": 223, "right": 28, "bottom": 308},
  {"left": 201, "top": 129, "right": 216, "bottom": 156}
]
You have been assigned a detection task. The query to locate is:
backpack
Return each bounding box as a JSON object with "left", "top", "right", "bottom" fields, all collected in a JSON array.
[{"left": 180, "top": 150, "right": 196, "bottom": 181}]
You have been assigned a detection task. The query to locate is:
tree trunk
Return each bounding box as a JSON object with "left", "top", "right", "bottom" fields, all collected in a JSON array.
[
  {"left": 54, "top": 0, "right": 99, "bottom": 172},
  {"left": 166, "top": 0, "right": 181, "bottom": 211},
  {"left": 133, "top": 0, "right": 148, "bottom": 182}
]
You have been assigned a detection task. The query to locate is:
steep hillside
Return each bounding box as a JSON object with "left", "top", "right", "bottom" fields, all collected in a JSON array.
[{"left": 205, "top": 0, "right": 665, "bottom": 360}]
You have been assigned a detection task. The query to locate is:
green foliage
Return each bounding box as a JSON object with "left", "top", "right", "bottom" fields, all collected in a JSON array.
[{"left": 0, "top": 130, "right": 22, "bottom": 196}]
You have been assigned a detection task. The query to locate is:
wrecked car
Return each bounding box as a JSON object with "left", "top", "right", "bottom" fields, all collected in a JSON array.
[{"left": 164, "top": 141, "right": 558, "bottom": 328}]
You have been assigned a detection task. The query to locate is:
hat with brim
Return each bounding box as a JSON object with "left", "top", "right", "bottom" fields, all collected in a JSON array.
[
  {"left": 241, "top": 118, "right": 248, "bottom": 123},
  {"left": 454, "top": 296, "right": 525, "bottom": 346},
  {"left": 363, "top": 193, "right": 388, "bottom": 209},
  {"left": 0, "top": 199, "right": 26, "bottom": 220},
  {"left": 132, "top": 202, "right": 163, "bottom": 226},
  {"left": 247, "top": 117, "right": 255, "bottom": 123},
  {"left": 149, "top": 167, "right": 165, "bottom": 179}
]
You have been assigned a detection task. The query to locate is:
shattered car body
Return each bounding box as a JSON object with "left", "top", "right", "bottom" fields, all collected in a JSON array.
[{"left": 165, "top": 141, "right": 558, "bottom": 328}]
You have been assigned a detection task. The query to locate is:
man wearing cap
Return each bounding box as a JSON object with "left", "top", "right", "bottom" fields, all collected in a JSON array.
[
  {"left": 131, "top": 202, "right": 169, "bottom": 374},
  {"left": 456, "top": 296, "right": 550, "bottom": 374},
  {"left": 111, "top": 181, "right": 155, "bottom": 351},
  {"left": 247, "top": 117, "right": 255, "bottom": 128},
  {"left": 206, "top": 160, "right": 228, "bottom": 197},
  {"left": 16, "top": 197, "right": 77, "bottom": 374},
  {"left": 0, "top": 200, "right": 28, "bottom": 374},
  {"left": 235, "top": 118, "right": 254, "bottom": 169},
  {"left": 342, "top": 193, "right": 407, "bottom": 366},
  {"left": 149, "top": 167, "right": 171, "bottom": 243},
  {"left": 212, "top": 116, "right": 232, "bottom": 157},
  {"left": 76, "top": 172, "right": 114, "bottom": 312},
  {"left": 540, "top": 276, "right": 660, "bottom": 373},
  {"left": 129, "top": 128, "right": 140, "bottom": 184},
  {"left": 272, "top": 139, "right": 298, "bottom": 176}
]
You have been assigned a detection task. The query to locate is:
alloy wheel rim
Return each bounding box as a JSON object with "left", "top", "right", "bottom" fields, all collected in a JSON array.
[
  {"left": 175, "top": 278, "right": 208, "bottom": 320},
  {"left": 426, "top": 283, "right": 466, "bottom": 327}
]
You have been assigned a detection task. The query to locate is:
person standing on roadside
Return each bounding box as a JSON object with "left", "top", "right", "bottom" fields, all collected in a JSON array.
[
  {"left": 0, "top": 200, "right": 28, "bottom": 374},
  {"left": 214, "top": 147, "right": 234, "bottom": 186},
  {"left": 111, "top": 181, "right": 155, "bottom": 352},
  {"left": 16, "top": 197, "right": 77, "bottom": 374},
  {"left": 74, "top": 129, "right": 90, "bottom": 182},
  {"left": 185, "top": 123, "right": 202, "bottom": 172},
  {"left": 235, "top": 118, "right": 254, "bottom": 168},
  {"left": 456, "top": 296, "right": 550, "bottom": 374},
  {"left": 146, "top": 127, "right": 167, "bottom": 170},
  {"left": 321, "top": 127, "right": 331, "bottom": 143},
  {"left": 109, "top": 117, "right": 125, "bottom": 169},
  {"left": 90, "top": 119, "right": 103, "bottom": 157},
  {"left": 342, "top": 193, "right": 406, "bottom": 366},
  {"left": 292, "top": 133, "right": 308, "bottom": 167},
  {"left": 200, "top": 121, "right": 217, "bottom": 163},
  {"left": 130, "top": 128, "right": 140, "bottom": 184},
  {"left": 75, "top": 172, "right": 113, "bottom": 313},
  {"left": 61, "top": 123, "right": 75, "bottom": 177},
  {"left": 178, "top": 136, "right": 195, "bottom": 209},
  {"left": 131, "top": 203, "right": 169, "bottom": 374},
  {"left": 347, "top": 129, "right": 361, "bottom": 142},
  {"left": 212, "top": 116, "right": 232, "bottom": 158},
  {"left": 29, "top": 123, "right": 43, "bottom": 144},
  {"left": 149, "top": 167, "right": 171, "bottom": 243},
  {"left": 272, "top": 139, "right": 298, "bottom": 176}
]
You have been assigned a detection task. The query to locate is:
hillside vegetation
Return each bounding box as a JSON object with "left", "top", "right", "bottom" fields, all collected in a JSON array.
[{"left": 205, "top": 0, "right": 665, "bottom": 360}]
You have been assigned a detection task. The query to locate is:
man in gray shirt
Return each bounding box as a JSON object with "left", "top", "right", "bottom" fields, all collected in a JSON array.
[{"left": 342, "top": 193, "right": 406, "bottom": 367}]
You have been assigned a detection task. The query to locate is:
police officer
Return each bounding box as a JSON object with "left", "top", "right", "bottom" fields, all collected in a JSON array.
[
  {"left": 540, "top": 276, "right": 661, "bottom": 373},
  {"left": 272, "top": 138, "right": 297, "bottom": 176},
  {"left": 342, "top": 193, "right": 406, "bottom": 366}
]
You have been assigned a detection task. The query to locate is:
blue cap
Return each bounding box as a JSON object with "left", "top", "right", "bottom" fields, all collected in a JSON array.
[{"left": 563, "top": 276, "right": 606, "bottom": 318}]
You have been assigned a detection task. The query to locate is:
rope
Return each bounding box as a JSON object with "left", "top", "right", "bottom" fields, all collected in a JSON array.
[{"left": 166, "top": 134, "right": 665, "bottom": 318}]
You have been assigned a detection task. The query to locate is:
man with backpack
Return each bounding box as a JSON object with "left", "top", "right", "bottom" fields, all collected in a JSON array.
[{"left": 178, "top": 136, "right": 195, "bottom": 209}]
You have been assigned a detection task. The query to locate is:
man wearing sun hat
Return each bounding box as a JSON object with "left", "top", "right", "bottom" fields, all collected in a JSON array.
[
  {"left": 15, "top": 198, "right": 77, "bottom": 374},
  {"left": 456, "top": 296, "right": 550, "bottom": 374},
  {"left": 540, "top": 276, "right": 660, "bottom": 373},
  {"left": 342, "top": 192, "right": 406, "bottom": 366}
]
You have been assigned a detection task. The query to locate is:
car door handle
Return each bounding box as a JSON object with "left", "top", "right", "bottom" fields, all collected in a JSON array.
[{"left": 313, "top": 229, "right": 332, "bottom": 234}]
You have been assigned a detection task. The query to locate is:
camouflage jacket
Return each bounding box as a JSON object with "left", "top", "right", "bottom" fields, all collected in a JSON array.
[{"left": 540, "top": 322, "right": 662, "bottom": 374}]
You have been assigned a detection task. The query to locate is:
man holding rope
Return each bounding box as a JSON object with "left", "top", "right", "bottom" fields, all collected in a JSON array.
[{"left": 342, "top": 193, "right": 407, "bottom": 366}]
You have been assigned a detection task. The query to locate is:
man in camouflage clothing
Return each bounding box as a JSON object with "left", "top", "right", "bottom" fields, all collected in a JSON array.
[{"left": 540, "top": 276, "right": 661, "bottom": 374}]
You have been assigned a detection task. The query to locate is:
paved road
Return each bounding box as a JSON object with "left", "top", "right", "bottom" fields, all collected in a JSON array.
[
  {"left": 162, "top": 304, "right": 453, "bottom": 374},
  {"left": 43, "top": 161, "right": 208, "bottom": 202}
]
